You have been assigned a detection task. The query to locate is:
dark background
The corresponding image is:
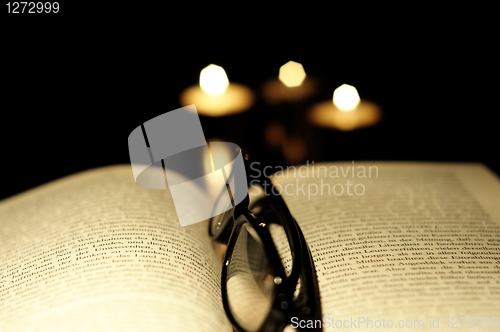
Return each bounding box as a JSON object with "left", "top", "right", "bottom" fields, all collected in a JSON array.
[{"left": 1, "top": 5, "right": 498, "bottom": 201}]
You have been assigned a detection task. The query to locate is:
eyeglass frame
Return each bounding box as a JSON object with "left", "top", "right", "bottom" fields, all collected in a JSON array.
[{"left": 208, "top": 155, "right": 323, "bottom": 332}]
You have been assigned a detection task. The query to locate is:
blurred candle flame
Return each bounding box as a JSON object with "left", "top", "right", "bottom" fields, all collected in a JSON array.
[
  {"left": 333, "top": 84, "right": 360, "bottom": 112},
  {"left": 279, "top": 61, "right": 307, "bottom": 87},
  {"left": 200, "top": 64, "right": 229, "bottom": 95}
]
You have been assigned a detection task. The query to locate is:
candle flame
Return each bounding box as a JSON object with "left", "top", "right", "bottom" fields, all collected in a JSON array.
[
  {"left": 200, "top": 64, "right": 229, "bottom": 95},
  {"left": 333, "top": 84, "right": 360, "bottom": 112},
  {"left": 279, "top": 61, "right": 306, "bottom": 87}
]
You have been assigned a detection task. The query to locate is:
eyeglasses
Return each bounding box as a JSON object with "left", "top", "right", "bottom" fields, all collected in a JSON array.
[{"left": 209, "top": 153, "right": 322, "bottom": 332}]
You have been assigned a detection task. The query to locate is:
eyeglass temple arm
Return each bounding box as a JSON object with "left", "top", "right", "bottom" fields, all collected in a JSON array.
[{"left": 242, "top": 151, "right": 323, "bottom": 330}]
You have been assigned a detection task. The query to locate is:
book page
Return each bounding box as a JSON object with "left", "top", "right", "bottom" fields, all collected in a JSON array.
[
  {"left": 271, "top": 162, "right": 500, "bottom": 331},
  {"left": 0, "top": 166, "right": 232, "bottom": 332}
]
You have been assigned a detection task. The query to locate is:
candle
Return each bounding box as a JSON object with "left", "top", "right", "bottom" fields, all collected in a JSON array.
[
  {"left": 261, "top": 61, "right": 317, "bottom": 104},
  {"left": 308, "top": 84, "right": 381, "bottom": 131},
  {"left": 180, "top": 64, "right": 254, "bottom": 117}
]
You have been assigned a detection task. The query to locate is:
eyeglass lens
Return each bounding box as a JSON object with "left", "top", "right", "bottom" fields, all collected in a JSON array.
[
  {"left": 226, "top": 208, "right": 294, "bottom": 331},
  {"left": 227, "top": 224, "right": 275, "bottom": 331}
]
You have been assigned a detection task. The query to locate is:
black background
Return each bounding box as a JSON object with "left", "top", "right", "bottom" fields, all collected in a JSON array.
[{"left": 1, "top": 4, "right": 498, "bottom": 201}]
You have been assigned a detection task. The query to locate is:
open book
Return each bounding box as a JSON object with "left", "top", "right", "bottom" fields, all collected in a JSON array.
[{"left": 1, "top": 162, "right": 499, "bottom": 331}]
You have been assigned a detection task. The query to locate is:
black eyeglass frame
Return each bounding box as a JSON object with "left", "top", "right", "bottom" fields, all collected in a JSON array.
[{"left": 209, "top": 158, "right": 322, "bottom": 332}]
